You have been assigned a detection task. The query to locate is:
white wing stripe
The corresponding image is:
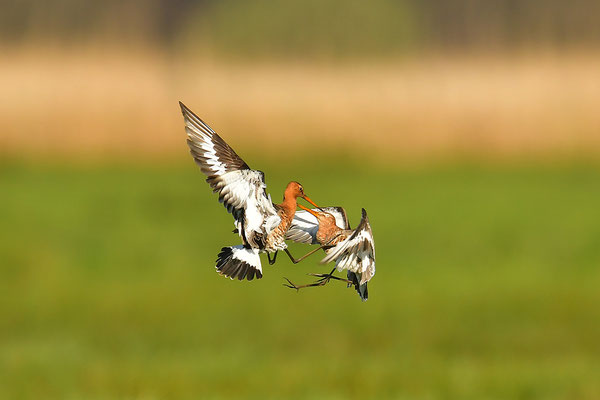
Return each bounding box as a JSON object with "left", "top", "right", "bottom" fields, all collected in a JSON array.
[
  {"left": 322, "top": 229, "right": 372, "bottom": 263},
  {"left": 320, "top": 210, "right": 375, "bottom": 286},
  {"left": 211, "top": 170, "right": 280, "bottom": 247},
  {"left": 186, "top": 127, "right": 228, "bottom": 176},
  {"left": 231, "top": 245, "right": 262, "bottom": 273}
]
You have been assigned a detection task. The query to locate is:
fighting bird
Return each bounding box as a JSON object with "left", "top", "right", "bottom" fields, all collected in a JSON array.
[
  {"left": 179, "top": 102, "right": 320, "bottom": 281},
  {"left": 284, "top": 206, "right": 376, "bottom": 301}
]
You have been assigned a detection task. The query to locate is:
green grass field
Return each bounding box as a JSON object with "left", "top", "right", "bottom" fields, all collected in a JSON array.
[{"left": 1, "top": 161, "right": 600, "bottom": 399}]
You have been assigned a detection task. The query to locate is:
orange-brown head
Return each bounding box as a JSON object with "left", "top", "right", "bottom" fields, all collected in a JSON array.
[{"left": 284, "top": 181, "right": 320, "bottom": 208}]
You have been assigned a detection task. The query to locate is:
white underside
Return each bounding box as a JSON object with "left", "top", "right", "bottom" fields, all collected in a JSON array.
[{"left": 231, "top": 245, "right": 262, "bottom": 273}]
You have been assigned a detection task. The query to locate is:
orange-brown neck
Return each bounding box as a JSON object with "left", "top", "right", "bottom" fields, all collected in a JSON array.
[
  {"left": 280, "top": 191, "right": 299, "bottom": 215},
  {"left": 280, "top": 189, "right": 298, "bottom": 218}
]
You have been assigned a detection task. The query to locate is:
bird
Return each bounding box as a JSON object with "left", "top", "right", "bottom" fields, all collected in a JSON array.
[
  {"left": 284, "top": 206, "right": 375, "bottom": 301},
  {"left": 179, "top": 102, "right": 320, "bottom": 281}
]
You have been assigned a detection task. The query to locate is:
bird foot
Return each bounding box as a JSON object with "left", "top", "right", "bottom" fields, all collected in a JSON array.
[
  {"left": 283, "top": 270, "right": 351, "bottom": 291},
  {"left": 283, "top": 277, "right": 302, "bottom": 291},
  {"left": 307, "top": 273, "right": 353, "bottom": 285}
]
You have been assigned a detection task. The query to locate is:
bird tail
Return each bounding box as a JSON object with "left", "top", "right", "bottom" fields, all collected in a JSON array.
[
  {"left": 216, "top": 245, "right": 263, "bottom": 281},
  {"left": 347, "top": 271, "right": 368, "bottom": 301}
]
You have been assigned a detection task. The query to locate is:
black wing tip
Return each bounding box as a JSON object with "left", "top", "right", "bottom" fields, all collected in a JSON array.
[
  {"left": 348, "top": 271, "right": 368, "bottom": 301},
  {"left": 347, "top": 209, "right": 371, "bottom": 241},
  {"left": 179, "top": 101, "right": 190, "bottom": 115},
  {"left": 179, "top": 101, "right": 210, "bottom": 129},
  {"left": 359, "top": 284, "right": 369, "bottom": 301},
  {"left": 357, "top": 208, "right": 370, "bottom": 231},
  {"left": 179, "top": 101, "right": 197, "bottom": 123},
  {"left": 215, "top": 246, "right": 262, "bottom": 281}
]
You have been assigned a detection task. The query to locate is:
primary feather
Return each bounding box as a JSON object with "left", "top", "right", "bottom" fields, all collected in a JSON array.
[
  {"left": 321, "top": 209, "right": 375, "bottom": 279},
  {"left": 287, "top": 206, "right": 376, "bottom": 301},
  {"left": 180, "top": 102, "right": 280, "bottom": 250}
]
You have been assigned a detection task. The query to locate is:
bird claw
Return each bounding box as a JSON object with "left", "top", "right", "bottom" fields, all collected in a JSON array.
[
  {"left": 282, "top": 277, "right": 322, "bottom": 290},
  {"left": 283, "top": 270, "right": 352, "bottom": 292},
  {"left": 305, "top": 273, "right": 331, "bottom": 286},
  {"left": 308, "top": 272, "right": 352, "bottom": 285},
  {"left": 283, "top": 277, "right": 300, "bottom": 291}
]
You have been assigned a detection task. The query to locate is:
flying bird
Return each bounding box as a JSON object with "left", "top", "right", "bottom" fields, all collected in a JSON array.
[
  {"left": 284, "top": 206, "right": 375, "bottom": 301},
  {"left": 179, "top": 102, "right": 320, "bottom": 281}
]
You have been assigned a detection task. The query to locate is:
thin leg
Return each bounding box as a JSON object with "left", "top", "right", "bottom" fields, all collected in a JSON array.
[
  {"left": 283, "top": 268, "right": 352, "bottom": 291},
  {"left": 267, "top": 251, "right": 278, "bottom": 265},
  {"left": 283, "top": 234, "right": 341, "bottom": 264},
  {"left": 284, "top": 246, "right": 323, "bottom": 264},
  {"left": 308, "top": 268, "right": 352, "bottom": 285}
]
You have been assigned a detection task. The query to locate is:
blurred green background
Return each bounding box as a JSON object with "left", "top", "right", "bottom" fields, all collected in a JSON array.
[{"left": 1, "top": 1, "right": 600, "bottom": 399}]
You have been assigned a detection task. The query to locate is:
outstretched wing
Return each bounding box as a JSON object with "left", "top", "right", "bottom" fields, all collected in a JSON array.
[
  {"left": 320, "top": 208, "right": 375, "bottom": 285},
  {"left": 285, "top": 207, "right": 350, "bottom": 244},
  {"left": 180, "top": 101, "right": 250, "bottom": 181},
  {"left": 180, "top": 102, "right": 279, "bottom": 248}
]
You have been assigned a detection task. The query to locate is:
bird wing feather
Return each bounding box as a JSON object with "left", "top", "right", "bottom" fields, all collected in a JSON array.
[
  {"left": 285, "top": 210, "right": 320, "bottom": 244},
  {"left": 180, "top": 102, "right": 279, "bottom": 248},
  {"left": 320, "top": 208, "right": 375, "bottom": 285},
  {"left": 285, "top": 207, "right": 349, "bottom": 245},
  {"left": 180, "top": 101, "right": 250, "bottom": 178}
]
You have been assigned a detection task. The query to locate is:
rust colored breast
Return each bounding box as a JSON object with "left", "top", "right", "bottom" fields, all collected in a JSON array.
[
  {"left": 265, "top": 208, "right": 294, "bottom": 251},
  {"left": 316, "top": 215, "right": 349, "bottom": 248},
  {"left": 316, "top": 223, "right": 342, "bottom": 245}
]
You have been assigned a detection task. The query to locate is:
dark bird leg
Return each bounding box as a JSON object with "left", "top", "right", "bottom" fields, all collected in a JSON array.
[
  {"left": 308, "top": 268, "right": 353, "bottom": 285},
  {"left": 284, "top": 246, "right": 323, "bottom": 264},
  {"left": 283, "top": 268, "right": 352, "bottom": 291},
  {"left": 283, "top": 234, "right": 341, "bottom": 264},
  {"left": 267, "top": 251, "right": 278, "bottom": 265}
]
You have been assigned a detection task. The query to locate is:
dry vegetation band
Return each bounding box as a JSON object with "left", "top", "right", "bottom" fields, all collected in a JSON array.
[{"left": 1, "top": 49, "right": 599, "bottom": 161}]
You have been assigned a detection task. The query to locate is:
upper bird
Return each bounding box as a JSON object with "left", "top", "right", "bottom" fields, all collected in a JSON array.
[
  {"left": 179, "top": 102, "right": 320, "bottom": 281},
  {"left": 285, "top": 206, "right": 375, "bottom": 301}
]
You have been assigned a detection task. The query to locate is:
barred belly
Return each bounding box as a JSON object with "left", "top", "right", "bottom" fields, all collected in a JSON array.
[{"left": 265, "top": 218, "right": 292, "bottom": 252}]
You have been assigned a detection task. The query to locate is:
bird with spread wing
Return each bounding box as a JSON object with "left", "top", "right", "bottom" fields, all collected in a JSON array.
[
  {"left": 284, "top": 206, "right": 376, "bottom": 301},
  {"left": 179, "top": 102, "right": 321, "bottom": 281}
]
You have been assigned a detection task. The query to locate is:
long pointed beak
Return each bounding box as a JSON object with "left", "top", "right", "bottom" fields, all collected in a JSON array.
[
  {"left": 298, "top": 204, "right": 321, "bottom": 218},
  {"left": 301, "top": 195, "right": 320, "bottom": 209}
]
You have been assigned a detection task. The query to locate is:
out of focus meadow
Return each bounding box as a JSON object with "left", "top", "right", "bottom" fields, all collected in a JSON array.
[{"left": 1, "top": 1, "right": 600, "bottom": 399}]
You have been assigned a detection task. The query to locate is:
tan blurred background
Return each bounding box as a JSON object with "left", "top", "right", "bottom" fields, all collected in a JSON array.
[{"left": 1, "top": 0, "right": 599, "bottom": 162}]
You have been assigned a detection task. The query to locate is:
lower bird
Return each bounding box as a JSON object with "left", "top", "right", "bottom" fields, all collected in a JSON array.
[{"left": 284, "top": 206, "right": 376, "bottom": 301}]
